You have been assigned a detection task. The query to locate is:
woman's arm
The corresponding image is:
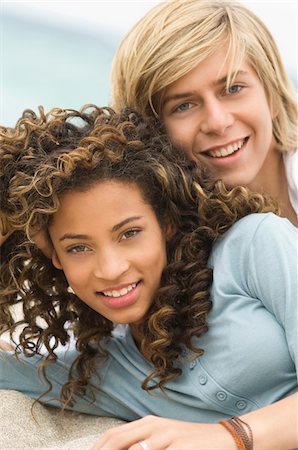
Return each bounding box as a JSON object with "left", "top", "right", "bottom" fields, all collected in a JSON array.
[{"left": 91, "top": 393, "right": 298, "bottom": 450}]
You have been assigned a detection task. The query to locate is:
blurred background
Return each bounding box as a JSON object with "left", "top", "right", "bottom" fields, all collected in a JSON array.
[{"left": 1, "top": 0, "right": 297, "bottom": 126}]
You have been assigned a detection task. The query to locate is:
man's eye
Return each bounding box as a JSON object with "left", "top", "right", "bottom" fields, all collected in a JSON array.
[
  {"left": 121, "top": 229, "right": 140, "bottom": 240},
  {"left": 226, "top": 84, "right": 242, "bottom": 94},
  {"left": 67, "top": 245, "right": 89, "bottom": 253},
  {"left": 175, "top": 102, "right": 193, "bottom": 112}
]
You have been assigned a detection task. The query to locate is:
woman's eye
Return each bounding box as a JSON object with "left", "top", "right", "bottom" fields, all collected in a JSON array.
[
  {"left": 67, "top": 245, "right": 89, "bottom": 253},
  {"left": 121, "top": 229, "right": 140, "bottom": 240},
  {"left": 226, "top": 84, "right": 242, "bottom": 95}
]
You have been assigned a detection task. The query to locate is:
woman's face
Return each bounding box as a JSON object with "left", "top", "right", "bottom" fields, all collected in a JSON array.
[
  {"left": 161, "top": 46, "right": 278, "bottom": 191},
  {"left": 49, "top": 181, "right": 168, "bottom": 329}
]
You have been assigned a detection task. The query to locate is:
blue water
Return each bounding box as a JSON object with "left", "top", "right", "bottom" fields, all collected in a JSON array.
[
  {"left": 1, "top": 13, "right": 119, "bottom": 126},
  {"left": 1, "top": 9, "right": 296, "bottom": 128}
]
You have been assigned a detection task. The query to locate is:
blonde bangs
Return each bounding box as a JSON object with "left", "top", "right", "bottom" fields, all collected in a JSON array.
[{"left": 111, "top": 0, "right": 297, "bottom": 150}]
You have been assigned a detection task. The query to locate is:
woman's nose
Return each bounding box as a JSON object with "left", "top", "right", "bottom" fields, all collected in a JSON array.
[{"left": 92, "top": 250, "right": 130, "bottom": 281}]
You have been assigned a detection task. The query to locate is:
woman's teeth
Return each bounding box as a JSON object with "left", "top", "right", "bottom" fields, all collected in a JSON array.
[
  {"left": 208, "top": 139, "right": 245, "bottom": 158},
  {"left": 102, "top": 282, "right": 137, "bottom": 298}
]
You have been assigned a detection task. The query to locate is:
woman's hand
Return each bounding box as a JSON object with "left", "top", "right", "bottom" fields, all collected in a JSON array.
[{"left": 90, "top": 415, "right": 235, "bottom": 450}]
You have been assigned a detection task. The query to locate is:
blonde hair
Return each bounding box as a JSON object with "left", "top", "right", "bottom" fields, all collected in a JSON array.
[{"left": 111, "top": 0, "right": 297, "bottom": 153}]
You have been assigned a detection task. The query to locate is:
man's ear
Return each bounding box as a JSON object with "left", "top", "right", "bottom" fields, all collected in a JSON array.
[
  {"left": 51, "top": 250, "right": 63, "bottom": 270},
  {"left": 270, "top": 97, "right": 279, "bottom": 119}
]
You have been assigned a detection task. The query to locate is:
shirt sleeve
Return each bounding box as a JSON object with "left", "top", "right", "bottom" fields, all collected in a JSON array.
[
  {"left": 246, "top": 214, "right": 298, "bottom": 369},
  {"left": 0, "top": 349, "right": 69, "bottom": 408}
]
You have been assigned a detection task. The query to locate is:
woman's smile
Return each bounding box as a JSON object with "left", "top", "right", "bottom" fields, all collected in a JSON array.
[
  {"left": 49, "top": 181, "right": 168, "bottom": 326},
  {"left": 97, "top": 281, "right": 141, "bottom": 309}
]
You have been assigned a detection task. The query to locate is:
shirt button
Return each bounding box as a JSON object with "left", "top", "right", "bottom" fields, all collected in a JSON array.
[
  {"left": 189, "top": 360, "right": 197, "bottom": 370},
  {"left": 216, "top": 391, "right": 227, "bottom": 401},
  {"left": 199, "top": 375, "right": 208, "bottom": 385},
  {"left": 236, "top": 400, "right": 247, "bottom": 410}
]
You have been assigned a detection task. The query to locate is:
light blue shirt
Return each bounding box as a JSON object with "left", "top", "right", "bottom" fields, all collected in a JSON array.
[{"left": 0, "top": 213, "right": 297, "bottom": 422}]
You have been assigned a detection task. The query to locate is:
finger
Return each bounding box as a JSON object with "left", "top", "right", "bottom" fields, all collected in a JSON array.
[
  {"left": 128, "top": 434, "right": 166, "bottom": 450},
  {"left": 90, "top": 420, "right": 150, "bottom": 450},
  {"left": 91, "top": 417, "right": 162, "bottom": 450},
  {"left": 130, "top": 441, "right": 153, "bottom": 450}
]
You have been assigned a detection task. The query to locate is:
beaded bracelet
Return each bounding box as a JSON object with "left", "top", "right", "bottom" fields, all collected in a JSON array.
[{"left": 218, "top": 416, "right": 253, "bottom": 450}]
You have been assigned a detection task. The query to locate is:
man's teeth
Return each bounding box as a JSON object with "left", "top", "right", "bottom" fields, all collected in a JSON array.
[
  {"left": 208, "top": 139, "right": 245, "bottom": 158},
  {"left": 102, "top": 283, "right": 137, "bottom": 298}
]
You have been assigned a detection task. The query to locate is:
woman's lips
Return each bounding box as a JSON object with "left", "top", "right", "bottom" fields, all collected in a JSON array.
[{"left": 97, "top": 281, "right": 140, "bottom": 309}]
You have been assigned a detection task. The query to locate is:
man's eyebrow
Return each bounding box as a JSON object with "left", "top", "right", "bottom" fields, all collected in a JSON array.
[
  {"left": 162, "top": 70, "right": 249, "bottom": 106},
  {"left": 162, "top": 91, "right": 196, "bottom": 106},
  {"left": 215, "top": 70, "right": 249, "bottom": 86},
  {"left": 59, "top": 216, "right": 143, "bottom": 241}
]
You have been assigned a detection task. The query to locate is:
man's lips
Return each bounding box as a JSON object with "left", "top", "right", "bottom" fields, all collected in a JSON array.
[{"left": 196, "top": 137, "right": 249, "bottom": 158}]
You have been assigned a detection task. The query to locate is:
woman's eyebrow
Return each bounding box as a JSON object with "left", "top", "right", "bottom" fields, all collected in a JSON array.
[
  {"left": 112, "top": 216, "right": 142, "bottom": 232},
  {"left": 59, "top": 216, "right": 143, "bottom": 241},
  {"left": 59, "top": 233, "right": 90, "bottom": 242}
]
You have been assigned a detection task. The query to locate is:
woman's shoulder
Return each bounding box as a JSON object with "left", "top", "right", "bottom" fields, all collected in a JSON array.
[
  {"left": 209, "top": 213, "right": 297, "bottom": 300},
  {"left": 211, "top": 212, "right": 296, "bottom": 261},
  {"left": 225, "top": 212, "right": 294, "bottom": 240}
]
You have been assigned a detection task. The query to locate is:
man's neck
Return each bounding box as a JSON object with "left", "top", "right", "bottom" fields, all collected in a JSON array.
[{"left": 248, "top": 151, "right": 297, "bottom": 226}]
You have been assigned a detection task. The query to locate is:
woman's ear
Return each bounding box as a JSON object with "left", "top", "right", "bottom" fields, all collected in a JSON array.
[
  {"left": 51, "top": 250, "right": 63, "bottom": 270},
  {"left": 33, "top": 230, "right": 54, "bottom": 259},
  {"left": 164, "top": 222, "right": 176, "bottom": 241}
]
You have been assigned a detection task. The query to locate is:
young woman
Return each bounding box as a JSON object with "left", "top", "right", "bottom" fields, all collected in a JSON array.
[
  {"left": 111, "top": 0, "right": 298, "bottom": 226},
  {"left": 0, "top": 106, "right": 297, "bottom": 450}
]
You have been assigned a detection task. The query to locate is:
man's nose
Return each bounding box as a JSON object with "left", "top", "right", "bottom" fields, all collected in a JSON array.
[{"left": 200, "top": 98, "right": 234, "bottom": 135}]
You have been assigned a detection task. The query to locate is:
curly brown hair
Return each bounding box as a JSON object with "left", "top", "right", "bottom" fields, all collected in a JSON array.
[{"left": 0, "top": 105, "right": 277, "bottom": 409}]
